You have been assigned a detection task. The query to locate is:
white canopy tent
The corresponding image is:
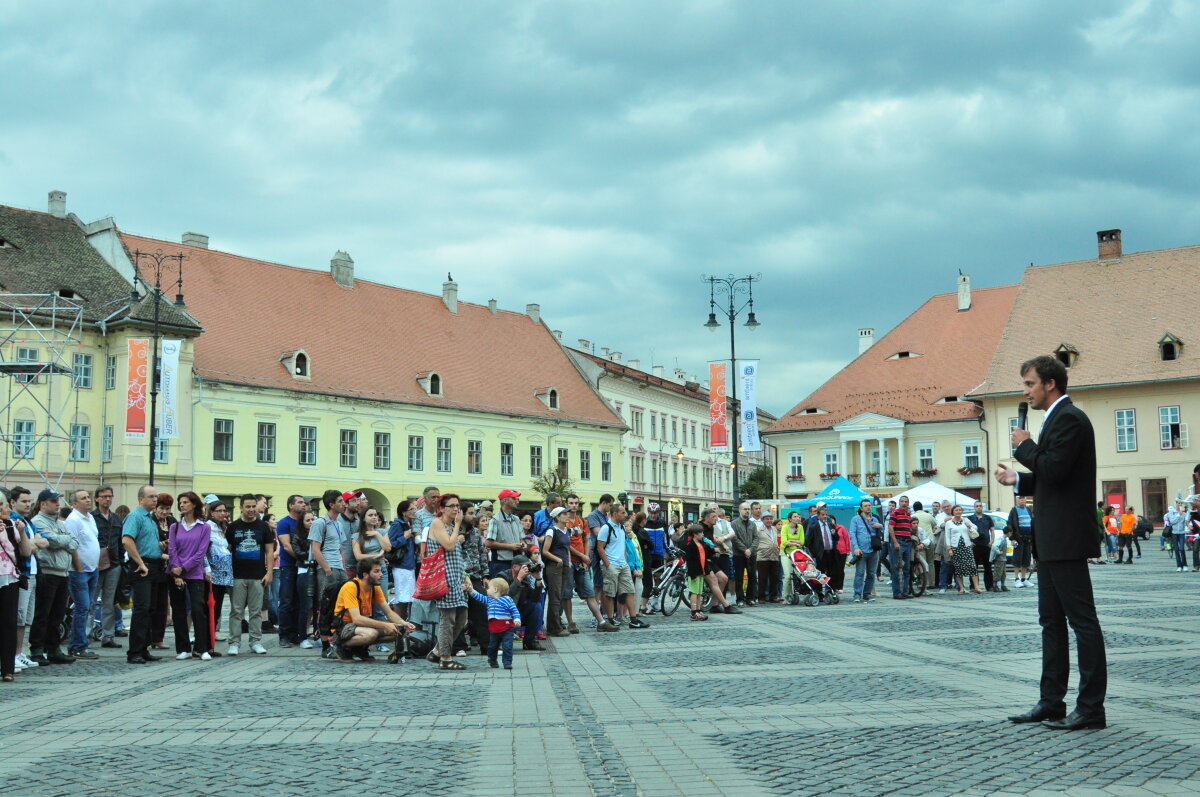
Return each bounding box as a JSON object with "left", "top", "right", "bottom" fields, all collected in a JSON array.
[{"left": 895, "top": 480, "right": 980, "bottom": 510}]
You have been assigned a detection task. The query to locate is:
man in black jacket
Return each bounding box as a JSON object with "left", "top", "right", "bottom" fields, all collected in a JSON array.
[
  {"left": 996, "top": 355, "right": 1107, "bottom": 730},
  {"left": 92, "top": 486, "right": 125, "bottom": 648},
  {"left": 730, "top": 503, "right": 757, "bottom": 606}
]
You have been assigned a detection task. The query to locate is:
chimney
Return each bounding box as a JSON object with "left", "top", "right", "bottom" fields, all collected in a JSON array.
[
  {"left": 601, "top": 347, "right": 610, "bottom": 357},
  {"left": 578, "top": 338, "right": 590, "bottom": 351},
  {"left": 48, "top": 190, "right": 66, "bottom": 217},
  {"left": 957, "top": 272, "right": 971, "bottom": 312},
  {"left": 331, "top": 250, "right": 354, "bottom": 288},
  {"left": 526, "top": 303, "right": 540, "bottom": 324},
  {"left": 552, "top": 329, "right": 563, "bottom": 340},
  {"left": 858, "top": 327, "right": 875, "bottom": 354},
  {"left": 673, "top": 367, "right": 686, "bottom": 381},
  {"left": 628, "top": 359, "right": 640, "bottom": 370},
  {"left": 611, "top": 351, "right": 622, "bottom": 363},
  {"left": 1098, "top": 229, "right": 1122, "bottom": 260},
  {"left": 653, "top": 365, "right": 665, "bottom": 378},
  {"left": 442, "top": 275, "right": 458, "bottom": 313},
  {"left": 182, "top": 232, "right": 209, "bottom": 249},
  {"left": 487, "top": 299, "right": 497, "bottom": 315}
]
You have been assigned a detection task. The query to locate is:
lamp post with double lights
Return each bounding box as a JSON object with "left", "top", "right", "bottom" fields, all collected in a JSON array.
[
  {"left": 704, "top": 273, "right": 761, "bottom": 509},
  {"left": 656, "top": 442, "right": 685, "bottom": 518},
  {"left": 130, "top": 249, "right": 185, "bottom": 486}
]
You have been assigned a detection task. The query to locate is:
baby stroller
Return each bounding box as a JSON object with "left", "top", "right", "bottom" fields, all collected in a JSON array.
[{"left": 786, "top": 549, "right": 839, "bottom": 607}]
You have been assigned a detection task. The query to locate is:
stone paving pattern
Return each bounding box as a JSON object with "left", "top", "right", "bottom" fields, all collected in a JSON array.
[{"left": 2, "top": 555, "right": 1198, "bottom": 796}]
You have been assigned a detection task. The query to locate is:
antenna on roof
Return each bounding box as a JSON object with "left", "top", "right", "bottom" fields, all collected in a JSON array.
[{"left": 957, "top": 268, "right": 963, "bottom": 275}]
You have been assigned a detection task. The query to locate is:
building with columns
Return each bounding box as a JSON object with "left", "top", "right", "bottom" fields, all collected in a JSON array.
[
  {"left": 763, "top": 276, "right": 1018, "bottom": 503},
  {"left": 566, "top": 345, "right": 774, "bottom": 521}
]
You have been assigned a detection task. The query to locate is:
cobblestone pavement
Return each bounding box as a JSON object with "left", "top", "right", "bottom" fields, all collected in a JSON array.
[{"left": 3, "top": 555, "right": 1198, "bottom": 796}]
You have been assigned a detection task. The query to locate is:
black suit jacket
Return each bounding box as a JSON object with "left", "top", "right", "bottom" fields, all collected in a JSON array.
[
  {"left": 1014, "top": 397, "right": 1099, "bottom": 562},
  {"left": 806, "top": 516, "right": 833, "bottom": 560}
]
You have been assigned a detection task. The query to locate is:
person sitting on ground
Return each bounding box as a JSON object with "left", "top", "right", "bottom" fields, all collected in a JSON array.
[
  {"left": 464, "top": 576, "right": 522, "bottom": 669},
  {"left": 332, "top": 560, "right": 414, "bottom": 663}
]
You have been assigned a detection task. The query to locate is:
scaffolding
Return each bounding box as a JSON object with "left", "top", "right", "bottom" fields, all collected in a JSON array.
[{"left": 0, "top": 294, "right": 86, "bottom": 490}]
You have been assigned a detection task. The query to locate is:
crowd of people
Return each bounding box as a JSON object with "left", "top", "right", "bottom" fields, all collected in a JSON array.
[{"left": 3, "top": 479, "right": 1195, "bottom": 680}]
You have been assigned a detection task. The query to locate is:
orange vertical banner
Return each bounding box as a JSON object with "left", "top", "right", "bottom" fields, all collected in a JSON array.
[
  {"left": 709, "top": 362, "right": 728, "bottom": 451},
  {"left": 126, "top": 338, "right": 148, "bottom": 438}
]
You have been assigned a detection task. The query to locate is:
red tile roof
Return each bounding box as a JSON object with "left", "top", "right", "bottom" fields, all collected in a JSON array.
[
  {"left": 765, "top": 285, "right": 1019, "bottom": 433},
  {"left": 119, "top": 233, "right": 624, "bottom": 428},
  {"left": 973, "top": 243, "right": 1200, "bottom": 396}
]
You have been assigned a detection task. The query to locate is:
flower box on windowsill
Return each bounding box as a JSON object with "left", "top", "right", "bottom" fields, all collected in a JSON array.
[
  {"left": 912, "top": 468, "right": 938, "bottom": 478},
  {"left": 819, "top": 472, "right": 840, "bottom": 481},
  {"left": 786, "top": 474, "right": 806, "bottom": 482},
  {"left": 957, "top": 466, "right": 986, "bottom": 476}
]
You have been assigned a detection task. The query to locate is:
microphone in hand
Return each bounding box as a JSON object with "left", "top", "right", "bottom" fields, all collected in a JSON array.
[{"left": 1017, "top": 401, "right": 1029, "bottom": 430}]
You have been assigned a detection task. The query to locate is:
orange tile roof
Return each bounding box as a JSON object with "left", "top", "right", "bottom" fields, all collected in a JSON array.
[
  {"left": 973, "top": 243, "right": 1200, "bottom": 396},
  {"left": 765, "top": 284, "right": 1019, "bottom": 433},
  {"left": 119, "top": 233, "right": 625, "bottom": 428}
]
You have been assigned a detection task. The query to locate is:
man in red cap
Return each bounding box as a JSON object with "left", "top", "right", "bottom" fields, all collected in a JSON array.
[{"left": 487, "top": 488, "right": 526, "bottom": 577}]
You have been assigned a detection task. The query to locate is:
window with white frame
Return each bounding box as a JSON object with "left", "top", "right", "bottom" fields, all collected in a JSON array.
[
  {"left": 101, "top": 425, "right": 113, "bottom": 462},
  {"left": 298, "top": 426, "right": 317, "bottom": 466},
  {"left": 631, "top": 409, "right": 643, "bottom": 437},
  {"left": 1115, "top": 409, "right": 1136, "bottom": 452},
  {"left": 650, "top": 414, "right": 657, "bottom": 440},
  {"left": 16, "top": 347, "right": 38, "bottom": 384},
  {"left": 579, "top": 450, "right": 591, "bottom": 480},
  {"left": 672, "top": 461, "right": 679, "bottom": 486},
  {"left": 822, "top": 448, "right": 839, "bottom": 475},
  {"left": 682, "top": 465, "right": 688, "bottom": 487},
  {"left": 917, "top": 442, "right": 935, "bottom": 471},
  {"left": 257, "top": 422, "right": 276, "bottom": 464},
  {"left": 631, "top": 455, "right": 642, "bottom": 482},
  {"left": 437, "top": 437, "right": 452, "bottom": 472},
  {"left": 690, "top": 423, "right": 697, "bottom": 449},
  {"left": 671, "top": 419, "right": 678, "bottom": 444},
  {"left": 787, "top": 450, "right": 804, "bottom": 477},
  {"left": 104, "top": 355, "right": 117, "bottom": 390},
  {"left": 69, "top": 423, "right": 90, "bottom": 461},
  {"left": 703, "top": 427, "right": 710, "bottom": 448},
  {"left": 374, "top": 432, "right": 391, "bottom": 470},
  {"left": 870, "top": 447, "right": 889, "bottom": 472},
  {"left": 1008, "top": 418, "right": 1019, "bottom": 455},
  {"left": 601, "top": 451, "right": 612, "bottom": 482},
  {"left": 340, "top": 429, "right": 358, "bottom": 468},
  {"left": 500, "top": 442, "right": 514, "bottom": 476},
  {"left": 468, "top": 439, "right": 483, "bottom": 474},
  {"left": 73, "top": 353, "right": 93, "bottom": 388},
  {"left": 530, "top": 445, "right": 543, "bottom": 476},
  {"left": 962, "top": 440, "right": 981, "bottom": 470},
  {"left": 407, "top": 435, "right": 423, "bottom": 470},
  {"left": 213, "top": 419, "right": 234, "bottom": 461},
  {"left": 153, "top": 426, "right": 168, "bottom": 464},
  {"left": 1160, "top": 406, "right": 1182, "bottom": 450}
]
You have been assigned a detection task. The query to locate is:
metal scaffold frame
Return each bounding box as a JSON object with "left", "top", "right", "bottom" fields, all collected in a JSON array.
[{"left": 0, "top": 294, "right": 86, "bottom": 490}]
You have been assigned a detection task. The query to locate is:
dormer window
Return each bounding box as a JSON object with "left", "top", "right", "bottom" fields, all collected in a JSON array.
[
  {"left": 417, "top": 372, "right": 443, "bottom": 396},
  {"left": 1159, "top": 333, "right": 1183, "bottom": 362},
  {"left": 280, "top": 350, "right": 311, "bottom": 381},
  {"left": 535, "top": 386, "right": 560, "bottom": 410},
  {"left": 57, "top": 288, "right": 82, "bottom": 300},
  {"left": 1055, "top": 343, "right": 1079, "bottom": 368},
  {"left": 939, "top": 396, "right": 960, "bottom": 404},
  {"left": 887, "top": 351, "right": 922, "bottom": 360},
  {"left": 799, "top": 408, "right": 827, "bottom": 415}
]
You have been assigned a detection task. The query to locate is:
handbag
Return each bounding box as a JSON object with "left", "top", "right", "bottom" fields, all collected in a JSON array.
[{"left": 412, "top": 545, "right": 449, "bottom": 601}]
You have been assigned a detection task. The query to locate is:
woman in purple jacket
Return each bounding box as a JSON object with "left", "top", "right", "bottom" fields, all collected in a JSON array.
[{"left": 168, "top": 492, "right": 213, "bottom": 660}]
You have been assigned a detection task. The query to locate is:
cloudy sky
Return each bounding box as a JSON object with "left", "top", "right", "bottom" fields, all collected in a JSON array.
[{"left": 4, "top": 0, "right": 1199, "bottom": 415}]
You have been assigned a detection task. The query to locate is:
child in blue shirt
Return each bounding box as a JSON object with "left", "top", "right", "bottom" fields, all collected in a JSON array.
[{"left": 466, "top": 577, "right": 522, "bottom": 669}]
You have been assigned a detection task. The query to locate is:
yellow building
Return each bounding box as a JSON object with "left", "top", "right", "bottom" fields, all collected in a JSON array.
[
  {"left": 971, "top": 230, "right": 1200, "bottom": 519},
  {"left": 763, "top": 277, "right": 1018, "bottom": 505},
  {"left": 117, "top": 229, "right": 626, "bottom": 515},
  {"left": 0, "top": 197, "right": 201, "bottom": 502}
]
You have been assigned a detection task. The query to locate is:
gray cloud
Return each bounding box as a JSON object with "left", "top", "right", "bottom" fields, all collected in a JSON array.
[{"left": 3, "top": 0, "right": 1199, "bottom": 415}]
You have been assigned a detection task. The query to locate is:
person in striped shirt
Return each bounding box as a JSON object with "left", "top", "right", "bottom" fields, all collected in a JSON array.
[
  {"left": 465, "top": 577, "right": 522, "bottom": 669},
  {"left": 887, "top": 496, "right": 915, "bottom": 599}
]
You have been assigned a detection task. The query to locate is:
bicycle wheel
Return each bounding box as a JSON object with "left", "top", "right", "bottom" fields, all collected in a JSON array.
[
  {"left": 660, "top": 576, "right": 682, "bottom": 617},
  {"left": 910, "top": 564, "right": 926, "bottom": 597}
]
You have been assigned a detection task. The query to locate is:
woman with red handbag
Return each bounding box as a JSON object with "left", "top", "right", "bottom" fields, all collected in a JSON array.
[{"left": 418, "top": 494, "right": 470, "bottom": 670}]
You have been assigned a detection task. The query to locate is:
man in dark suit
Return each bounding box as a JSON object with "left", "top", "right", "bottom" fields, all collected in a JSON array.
[
  {"left": 995, "top": 355, "right": 1107, "bottom": 731},
  {"left": 805, "top": 504, "right": 838, "bottom": 581}
]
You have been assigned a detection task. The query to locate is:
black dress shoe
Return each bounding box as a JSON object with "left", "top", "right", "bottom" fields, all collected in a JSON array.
[
  {"left": 101, "top": 640, "right": 122, "bottom": 649},
  {"left": 143, "top": 653, "right": 162, "bottom": 662},
  {"left": 1042, "top": 710, "right": 1106, "bottom": 730},
  {"left": 1008, "top": 704, "right": 1067, "bottom": 723},
  {"left": 522, "top": 643, "right": 545, "bottom": 652},
  {"left": 127, "top": 656, "right": 148, "bottom": 665}
]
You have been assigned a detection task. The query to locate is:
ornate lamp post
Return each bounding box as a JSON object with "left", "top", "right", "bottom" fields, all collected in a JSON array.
[
  {"left": 130, "top": 249, "right": 184, "bottom": 486},
  {"left": 703, "top": 274, "right": 761, "bottom": 508}
]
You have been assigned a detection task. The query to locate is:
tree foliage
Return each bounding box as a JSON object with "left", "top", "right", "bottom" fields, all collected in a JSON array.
[
  {"left": 738, "top": 465, "right": 775, "bottom": 500},
  {"left": 530, "top": 469, "right": 575, "bottom": 501}
]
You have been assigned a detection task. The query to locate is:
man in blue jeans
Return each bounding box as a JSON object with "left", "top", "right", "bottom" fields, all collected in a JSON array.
[
  {"left": 65, "top": 489, "right": 101, "bottom": 659},
  {"left": 274, "top": 494, "right": 309, "bottom": 647},
  {"left": 849, "top": 499, "right": 883, "bottom": 602},
  {"left": 887, "top": 495, "right": 915, "bottom": 599}
]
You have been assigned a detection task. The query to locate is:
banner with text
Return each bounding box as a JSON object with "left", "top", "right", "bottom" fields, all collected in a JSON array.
[
  {"left": 125, "top": 338, "right": 148, "bottom": 438},
  {"left": 708, "top": 362, "right": 728, "bottom": 451},
  {"left": 159, "top": 339, "right": 181, "bottom": 439},
  {"left": 739, "top": 360, "right": 761, "bottom": 452}
]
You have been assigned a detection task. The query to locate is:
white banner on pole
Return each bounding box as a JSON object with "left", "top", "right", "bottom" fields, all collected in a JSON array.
[
  {"left": 159, "top": 339, "right": 181, "bottom": 439},
  {"left": 739, "top": 359, "right": 761, "bottom": 452}
]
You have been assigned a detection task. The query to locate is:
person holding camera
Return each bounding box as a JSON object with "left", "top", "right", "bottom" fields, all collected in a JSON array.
[
  {"left": 332, "top": 560, "right": 415, "bottom": 662},
  {"left": 499, "top": 553, "right": 544, "bottom": 649},
  {"left": 849, "top": 499, "right": 883, "bottom": 603}
]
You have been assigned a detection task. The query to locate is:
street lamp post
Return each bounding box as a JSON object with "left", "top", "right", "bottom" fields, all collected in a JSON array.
[
  {"left": 655, "top": 441, "right": 685, "bottom": 518},
  {"left": 130, "top": 249, "right": 185, "bottom": 486},
  {"left": 703, "top": 274, "right": 761, "bottom": 510}
]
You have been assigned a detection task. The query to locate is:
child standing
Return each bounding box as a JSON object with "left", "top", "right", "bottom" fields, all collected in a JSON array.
[
  {"left": 466, "top": 577, "right": 521, "bottom": 669},
  {"left": 684, "top": 524, "right": 709, "bottom": 622}
]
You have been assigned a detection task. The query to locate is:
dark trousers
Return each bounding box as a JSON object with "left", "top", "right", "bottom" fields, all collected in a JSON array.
[
  {"left": 732, "top": 554, "right": 757, "bottom": 603},
  {"left": 1, "top": 582, "right": 19, "bottom": 677},
  {"left": 828, "top": 554, "right": 847, "bottom": 591},
  {"left": 150, "top": 574, "right": 169, "bottom": 643},
  {"left": 1116, "top": 536, "right": 1134, "bottom": 563},
  {"left": 29, "top": 572, "right": 69, "bottom": 653},
  {"left": 169, "top": 579, "right": 210, "bottom": 654},
  {"left": 210, "top": 584, "right": 229, "bottom": 647},
  {"left": 642, "top": 555, "right": 663, "bottom": 600},
  {"left": 488, "top": 628, "right": 515, "bottom": 666},
  {"left": 755, "top": 560, "right": 779, "bottom": 600},
  {"left": 128, "top": 563, "right": 162, "bottom": 659},
  {"left": 517, "top": 598, "right": 539, "bottom": 647},
  {"left": 466, "top": 576, "right": 490, "bottom": 653},
  {"left": 277, "top": 565, "right": 300, "bottom": 643},
  {"left": 1037, "top": 559, "right": 1107, "bottom": 716},
  {"left": 974, "top": 545, "right": 995, "bottom": 589}
]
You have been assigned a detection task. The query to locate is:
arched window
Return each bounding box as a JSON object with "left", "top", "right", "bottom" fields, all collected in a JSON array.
[
  {"left": 430, "top": 373, "right": 442, "bottom": 395},
  {"left": 294, "top": 352, "right": 308, "bottom": 376},
  {"left": 548, "top": 389, "right": 558, "bottom": 409}
]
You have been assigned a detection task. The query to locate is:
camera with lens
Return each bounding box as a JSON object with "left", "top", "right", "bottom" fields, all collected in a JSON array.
[{"left": 529, "top": 562, "right": 543, "bottom": 574}]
